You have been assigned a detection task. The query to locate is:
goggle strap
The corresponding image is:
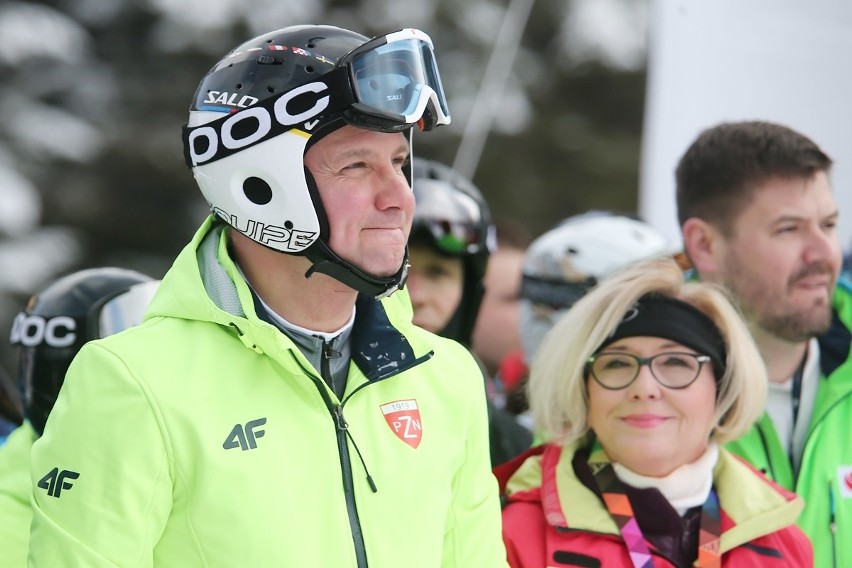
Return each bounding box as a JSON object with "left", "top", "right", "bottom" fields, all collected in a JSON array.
[
  {"left": 520, "top": 275, "right": 597, "bottom": 308},
  {"left": 182, "top": 67, "right": 355, "bottom": 168}
]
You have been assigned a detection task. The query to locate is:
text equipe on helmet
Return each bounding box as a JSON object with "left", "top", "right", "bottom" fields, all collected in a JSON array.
[{"left": 213, "top": 207, "right": 317, "bottom": 251}]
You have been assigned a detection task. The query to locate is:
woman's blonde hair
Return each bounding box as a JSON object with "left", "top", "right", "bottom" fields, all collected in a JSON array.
[{"left": 528, "top": 256, "right": 767, "bottom": 446}]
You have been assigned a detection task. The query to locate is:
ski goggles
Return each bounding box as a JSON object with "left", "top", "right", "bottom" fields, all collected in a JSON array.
[
  {"left": 411, "top": 178, "right": 490, "bottom": 255},
  {"left": 520, "top": 275, "right": 597, "bottom": 309},
  {"left": 10, "top": 280, "right": 157, "bottom": 351},
  {"left": 339, "top": 28, "right": 451, "bottom": 131},
  {"left": 97, "top": 280, "right": 160, "bottom": 337}
]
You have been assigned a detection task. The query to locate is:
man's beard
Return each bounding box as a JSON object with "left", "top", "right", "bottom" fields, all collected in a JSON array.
[{"left": 724, "top": 260, "right": 835, "bottom": 343}]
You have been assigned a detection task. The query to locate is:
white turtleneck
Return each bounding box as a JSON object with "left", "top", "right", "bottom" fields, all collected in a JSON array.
[{"left": 612, "top": 443, "right": 719, "bottom": 516}]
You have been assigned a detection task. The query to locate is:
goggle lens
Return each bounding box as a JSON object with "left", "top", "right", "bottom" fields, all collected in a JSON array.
[
  {"left": 423, "top": 220, "right": 482, "bottom": 255},
  {"left": 413, "top": 178, "right": 485, "bottom": 255},
  {"left": 97, "top": 281, "right": 159, "bottom": 338},
  {"left": 348, "top": 33, "right": 450, "bottom": 126}
]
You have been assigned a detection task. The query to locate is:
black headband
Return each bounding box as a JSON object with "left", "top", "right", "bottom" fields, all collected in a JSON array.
[{"left": 596, "top": 293, "right": 727, "bottom": 379}]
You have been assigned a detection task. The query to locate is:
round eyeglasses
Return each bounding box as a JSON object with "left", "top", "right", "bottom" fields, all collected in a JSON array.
[{"left": 585, "top": 351, "right": 712, "bottom": 390}]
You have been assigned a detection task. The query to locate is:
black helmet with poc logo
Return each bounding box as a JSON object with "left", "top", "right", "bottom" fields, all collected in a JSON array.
[
  {"left": 182, "top": 25, "right": 452, "bottom": 299},
  {"left": 10, "top": 267, "right": 158, "bottom": 435}
]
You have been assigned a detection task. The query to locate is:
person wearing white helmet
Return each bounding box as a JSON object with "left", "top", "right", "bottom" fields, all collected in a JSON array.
[
  {"left": 28, "top": 25, "right": 506, "bottom": 568},
  {"left": 406, "top": 159, "right": 532, "bottom": 466},
  {"left": 501, "top": 212, "right": 672, "bottom": 427}
]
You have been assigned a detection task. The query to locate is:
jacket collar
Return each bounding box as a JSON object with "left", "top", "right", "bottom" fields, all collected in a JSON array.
[
  {"left": 505, "top": 442, "right": 804, "bottom": 554},
  {"left": 147, "top": 216, "right": 427, "bottom": 382}
]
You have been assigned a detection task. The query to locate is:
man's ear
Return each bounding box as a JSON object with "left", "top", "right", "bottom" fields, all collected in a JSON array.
[{"left": 681, "top": 217, "right": 722, "bottom": 275}]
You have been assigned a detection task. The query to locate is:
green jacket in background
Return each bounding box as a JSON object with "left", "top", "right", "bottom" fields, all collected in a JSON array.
[
  {"left": 0, "top": 421, "right": 36, "bottom": 567},
  {"left": 28, "top": 217, "right": 507, "bottom": 567},
  {"left": 726, "top": 278, "right": 852, "bottom": 568}
]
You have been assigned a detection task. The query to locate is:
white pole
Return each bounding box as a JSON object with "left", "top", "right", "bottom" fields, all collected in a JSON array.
[{"left": 452, "top": 0, "right": 536, "bottom": 179}]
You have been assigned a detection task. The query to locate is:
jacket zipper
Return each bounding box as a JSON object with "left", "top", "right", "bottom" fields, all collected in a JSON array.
[
  {"left": 799, "top": 387, "right": 851, "bottom": 568},
  {"left": 755, "top": 420, "right": 780, "bottom": 482},
  {"left": 321, "top": 342, "right": 369, "bottom": 568},
  {"left": 285, "top": 342, "right": 432, "bottom": 568}
]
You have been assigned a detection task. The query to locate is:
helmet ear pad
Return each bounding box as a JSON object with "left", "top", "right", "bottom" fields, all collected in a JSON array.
[{"left": 195, "top": 130, "right": 323, "bottom": 254}]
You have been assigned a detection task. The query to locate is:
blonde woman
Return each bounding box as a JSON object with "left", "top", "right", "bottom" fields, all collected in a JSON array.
[{"left": 498, "top": 256, "right": 812, "bottom": 567}]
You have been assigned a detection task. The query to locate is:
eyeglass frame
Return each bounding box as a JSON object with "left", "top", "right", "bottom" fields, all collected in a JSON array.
[{"left": 585, "top": 351, "right": 712, "bottom": 391}]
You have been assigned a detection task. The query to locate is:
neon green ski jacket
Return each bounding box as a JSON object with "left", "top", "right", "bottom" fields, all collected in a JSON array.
[
  {"left": 0, "top": 421, "right": 36, "bottom": 567},
  {"left": 726, "top": 278, "right": 852, "bottom": 568},
  {"left": 28, "top": 218, "right": 507, "bottom": 567}
]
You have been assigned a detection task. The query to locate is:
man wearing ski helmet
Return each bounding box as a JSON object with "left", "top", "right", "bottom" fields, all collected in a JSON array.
[
  {"left": 407, "top": 159, "right": 494, "bottom": 346},
  {"left": 29, "top": 25, "right": 506, "bottom": 567},
  {"left": 0, "top": 267, "right": 157, "bottom": 568},
  {"left": 406, "top": 159, "right": 531, "bottom": 465}
]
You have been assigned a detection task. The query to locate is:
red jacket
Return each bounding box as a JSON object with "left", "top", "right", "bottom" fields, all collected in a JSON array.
[{"left": 497, "top": 443, "right": 813, "bottom": 567}]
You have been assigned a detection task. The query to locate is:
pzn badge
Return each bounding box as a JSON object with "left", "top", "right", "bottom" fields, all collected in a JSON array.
[{"left": 380, "top": 399, "right": 422, "bottom": 449}]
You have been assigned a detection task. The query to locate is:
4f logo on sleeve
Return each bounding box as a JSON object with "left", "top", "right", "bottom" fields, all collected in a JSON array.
[
  {"left": 223, "top": 417, "right": 267, "bottom": 451},
  {"left": 381, "top": 399, "right": 422, "bottom": 449},
  {"left": 38, "top": 467, "right": 79, "bottom": 498}
]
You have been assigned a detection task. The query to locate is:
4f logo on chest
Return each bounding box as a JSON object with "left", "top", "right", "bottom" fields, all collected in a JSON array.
[
  {"left": 224, "top": 418, "right": 267, "bottom": 451},
  {"left": 381, "top": 399, "right": 422, "bottom": 449}
]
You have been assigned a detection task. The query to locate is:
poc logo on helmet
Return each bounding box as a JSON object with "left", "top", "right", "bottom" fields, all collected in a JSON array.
[
  {"left": 188, "top": 81, "right": 330, "bottom": 166},
  {"left": 10, "top": 313, "right": 77, "bottom": 348}
]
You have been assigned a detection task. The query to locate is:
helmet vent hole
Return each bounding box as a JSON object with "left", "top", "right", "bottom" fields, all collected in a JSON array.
[
  {"left": 566, "top": 247, "right": 579, "bottom": 255},
  {"left": 267, "top": 86, "right": 275, "bottom": 93},
  {"left": 305, "top": 66, "right": 314, "bottom": 73},
  {"left": 307, "top": 43, "right": 316, "bottom": 48},
  {"left": 236, "top": 83, "right": 243, "bottom": 89},
  {"left": 284, "top": 220, "right": 294, "bottom": 230},
  {"left": 243, "top": 177, "right": 273, "bottom": 205}
]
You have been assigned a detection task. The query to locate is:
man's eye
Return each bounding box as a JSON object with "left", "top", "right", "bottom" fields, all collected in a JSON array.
[{"left": 395, "top": 156, "right": 410, "bottom": 170}]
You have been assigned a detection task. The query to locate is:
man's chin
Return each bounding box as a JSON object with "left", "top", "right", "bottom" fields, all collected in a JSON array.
[
  {"left": 763, "top": 309, "right": 833, "bottom": 342},
  {"left": 364, "top": 261, "right": 404, "bottom": 280}
]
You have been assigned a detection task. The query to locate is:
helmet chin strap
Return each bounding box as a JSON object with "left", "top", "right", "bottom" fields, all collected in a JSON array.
[{"left": 304, "top": 240, "right": 409, "bottom": 300}]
